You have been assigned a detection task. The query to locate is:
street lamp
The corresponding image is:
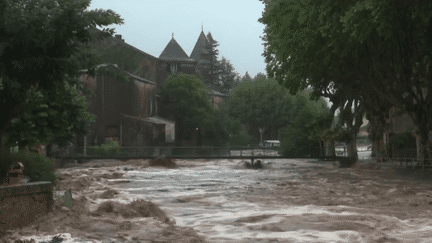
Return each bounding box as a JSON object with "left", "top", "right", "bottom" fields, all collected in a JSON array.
[{"left": 258, "top": 127, "right": 265, "bottom": 147}]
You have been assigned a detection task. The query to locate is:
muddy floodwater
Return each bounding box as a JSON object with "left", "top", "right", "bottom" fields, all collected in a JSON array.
[{"left": 6, "top": 158, "right": 432, "bottom": 242}]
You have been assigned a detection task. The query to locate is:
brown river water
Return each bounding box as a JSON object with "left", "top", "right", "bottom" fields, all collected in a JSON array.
[{"left": 3, "top": 158, "right": 432, "bottom": 242}]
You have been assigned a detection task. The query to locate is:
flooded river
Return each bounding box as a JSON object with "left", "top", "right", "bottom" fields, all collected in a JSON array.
[
  {"left": 6, "top": 158, "right": 432, "bottom": 242},
  {"left": 111, "top": 159, "right": 432, "bottom": 242}
]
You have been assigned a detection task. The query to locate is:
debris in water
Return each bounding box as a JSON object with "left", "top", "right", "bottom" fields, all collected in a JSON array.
[{"left": 149, "top": 157, "right": 176, "bottom": 168}]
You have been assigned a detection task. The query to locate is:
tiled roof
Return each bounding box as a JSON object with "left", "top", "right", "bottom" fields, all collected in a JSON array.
[
  {"left": 190, "top": 30, "right": 209, "bottom": 62},
  {"left": 159, "top": 36, "right": 195, "bottom": 62},
  {"left": 104, "top": 30, "right": 159, "bottom": 61},
  {"left": 209, "top": 89, "right": 229, "bottom": 97},
  {"left": 79, "top": 63, "right": 156, "bottom": 85},
  {"left": 121, "top": 114, "right": 175, "bottom": 125}
]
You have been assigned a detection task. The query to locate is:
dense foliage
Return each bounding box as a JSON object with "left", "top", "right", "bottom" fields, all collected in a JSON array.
[
  {"left": 4, "top": 81, "right": 95, "bottom": 150},
  {"left": 197, "top": 32, "right": 223, "bottom": 91},
  {"left": 227, "top": 78, "right": 293, "bottom": 134},
  {"left": 87, "top": 141, "right": 127, "bottom": 157},
  {"left": 259, "top": 0, "right": 432, "bottom": 162},
  {"left": 0, "top": 0, "right": 123, "bottom": 152},
  {"left": 218, "top": 57, "right": 241, "bottom": 94},
  {"left": 159, "top": 74, "right": 227, "bottom": 146},
  {"left": 226, "top": 74, "right": 331, "bottom": 152},
  {"left": 280, "top": 92, "right": 331, "bottom": 158},
  {"left": 0, "top": 151, "right": 57, "bottom": 186},
  {"left": 217, "top": 108, "right": 252, "bottom": 146}
]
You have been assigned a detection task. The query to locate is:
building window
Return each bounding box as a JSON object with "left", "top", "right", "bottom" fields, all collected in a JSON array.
[
  {"left": 106, "top": 125, "right": 118, "bottom": 142},
  {"left": 149, "top": 97, "right": 153, "bottom": 116},
  {"left": 155, "top": 97, "right": 158, "bottom": 115},
  {"left": 170, "top": 64, "right": 178, "bottom": 73}
]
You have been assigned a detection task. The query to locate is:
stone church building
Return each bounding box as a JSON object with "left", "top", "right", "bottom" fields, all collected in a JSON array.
[{"left": 77, "top": 29, "right": 228, "bottom": 149}]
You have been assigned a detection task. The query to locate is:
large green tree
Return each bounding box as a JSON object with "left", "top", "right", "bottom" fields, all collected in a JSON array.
[
  {"left": 159, "top": 74, "right": 220, "bottom": 146},
  {"left": 227, "top": 75, "right": 330, "bottom": 148},
  {"left": 241, "top": 71, "right": 253, "bottom": 83},
  {"left": 198, "top": 32, "right": 223, "bottom": 91},
  {"left": 227, "top": 78, "right": 292, "bottom": 142},
  {"left": 0, "top": 0, "right": 123, "bottom": 152},
  {"left": 280, "top": 91, "right": 331, "bottom": 158},
  {"left": 259, "top": 0, "right": 371, "bottom": 161},
  {"left": 340, "top": 0, "right": 432, "bottom": 163},
  {"left": 4, "top": 81, "right": 95, "bottom": 156},
  {"left": 219, "top": 56, "right": 240, "bottom": 94},
  {"left": 260, "top": 0, "right": 432, "bottom": 164}
]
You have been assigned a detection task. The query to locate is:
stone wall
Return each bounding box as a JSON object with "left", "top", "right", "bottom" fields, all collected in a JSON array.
[{"left": 0, "top": 182, "right": 53, "bottom": 230}]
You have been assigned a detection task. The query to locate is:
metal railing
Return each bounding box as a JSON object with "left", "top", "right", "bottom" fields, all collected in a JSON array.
[
  {"left": 53, "top": 146, "right": 283, "bottom": 160},
  {"left": 360, "top": 156, "right": 432, "bottom": 169}
]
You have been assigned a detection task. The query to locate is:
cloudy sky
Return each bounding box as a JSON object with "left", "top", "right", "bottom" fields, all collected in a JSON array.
[{"left": 89, "top": 0, "right": 267, "bottom": 79}]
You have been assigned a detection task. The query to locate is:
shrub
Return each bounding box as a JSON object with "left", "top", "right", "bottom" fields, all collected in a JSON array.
[
  {"left": 390, "top": 132, "right": 416, "bottom": 149},
  {"left": 0, "top": 151, "right": 57, "bottom": 187},
  {"left": 280, "top": 125, "right": 321, "bottom": 158},
  {"left": 87, "top": 141, "right": 127, "bottom": 157}
]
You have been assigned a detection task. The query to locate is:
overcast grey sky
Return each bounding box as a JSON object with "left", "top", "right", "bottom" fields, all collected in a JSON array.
[{"left": 89, "top": 0, "right": 267, "bottom": 79}]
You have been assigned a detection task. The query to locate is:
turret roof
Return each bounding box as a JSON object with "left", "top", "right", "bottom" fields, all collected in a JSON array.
[
  {"left": 190, "top": 30, "right": 210, "bottom": 62},
  {"left": 159, "top": 35, "right": 195, "bottom": 62}
]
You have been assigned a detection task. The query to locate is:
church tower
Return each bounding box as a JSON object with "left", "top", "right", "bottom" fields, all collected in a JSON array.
[
  {"left": 158, "top": 33, "right": 197, "bottom": 86},
  {"left": 190, "top": 28, "right": 210, "bottom": 63}
]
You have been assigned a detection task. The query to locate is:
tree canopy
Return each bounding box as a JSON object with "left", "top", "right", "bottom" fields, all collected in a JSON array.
[
  {"left": 280, "top": 91, "right": 331, "bottom": 157},
  {"left": 259, "top": 0, "right": 432, "bottom": 162},
  {"left": 218, "top": 57, "right": 240, "bottom": 94},
  {"left": 0, "top": 0, "right": 124, "bottom": 151},
  {"left": 159, "top": 74, "right": 221, "bottom": 146},
  {"left": 227, "top": 78, "right": 292, "bottom": 131},
  {"left": 226, "top": 74, "right": 331, "bottom": 147},
  {"left": 197, "top": 32, "right": 223, "bottom": 91},
  {"left": 4, "top": 81, "right": 95, "bottom": 149}
]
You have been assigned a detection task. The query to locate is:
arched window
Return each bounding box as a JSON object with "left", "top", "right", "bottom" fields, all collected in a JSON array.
[{"left": 170, "top": 64, "right": 178, "bottom": 73}]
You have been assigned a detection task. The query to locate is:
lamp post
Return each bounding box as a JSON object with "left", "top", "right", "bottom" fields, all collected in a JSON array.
[{"left": 258, "top": 127, "right": 265, "bottom": 147}]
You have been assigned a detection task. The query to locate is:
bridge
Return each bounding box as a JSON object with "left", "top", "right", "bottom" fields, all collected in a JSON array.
[{"left": 53, "top": 146, "right": 292, "bottom": 166}]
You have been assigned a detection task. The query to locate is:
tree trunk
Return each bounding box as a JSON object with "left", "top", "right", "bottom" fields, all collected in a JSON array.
[
  {"left": 0, "top": 130, "right": 9, "bottom": 155},
  {"left": 325, "top": 140, "right": 335, "bottom": 157},
  {"left": 346, "top": 134, "right": 358, "bottom": 161},
  {"left": 319, "top": 140, "right": 324, "bottom": 157},
  {"left": 371, "top": 132, "right": 387, "bottom": 158},
  {"left": 197, "top": 129, "right": 202, "bottom": 147},
  {"left": 175, "top": 118, "right": 184, "bottom": 147},
  {"left": 19, "top": 144, "right": 28, "bottom": 153},
  {"left": 371, "top": 139, "right": 380, "bottom": 158},
  {"left": 46, "top": 142, "right": 53, "bottom": 158},
  {"left": 416, "top": 123, "right": 431, "bottom": 165}
]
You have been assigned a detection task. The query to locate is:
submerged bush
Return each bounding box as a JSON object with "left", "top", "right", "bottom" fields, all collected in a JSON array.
[
  {"left": 87, "top": 141, "right": 127, "bottom": 157},
  {"left": 0, "top": 151, "right": 57, "bottom": 186},
  {"left": 149, "top": 157, "right": 176, "bottom": 168}
]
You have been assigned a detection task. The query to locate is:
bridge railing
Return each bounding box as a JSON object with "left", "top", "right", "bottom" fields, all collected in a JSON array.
[
  {"left": 364, "top": 157, "right": 432, "bottom": 169},
  {"left": 53, "top": 146, "right": 282, "bottom": 159}
]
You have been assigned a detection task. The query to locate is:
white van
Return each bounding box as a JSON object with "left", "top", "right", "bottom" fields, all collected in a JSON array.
[{"left": 263, "top": 140, "right": 280, "bottom": 148}]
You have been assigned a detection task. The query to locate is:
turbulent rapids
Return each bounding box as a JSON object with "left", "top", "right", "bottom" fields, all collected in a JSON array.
[{"left": 4, "top": 158, "right": 432, "bottom": 243}]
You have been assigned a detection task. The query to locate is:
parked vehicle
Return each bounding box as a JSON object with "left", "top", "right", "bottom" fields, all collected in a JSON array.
[{"left": 263, "top": 140, "right": 281, "bottom": 148}]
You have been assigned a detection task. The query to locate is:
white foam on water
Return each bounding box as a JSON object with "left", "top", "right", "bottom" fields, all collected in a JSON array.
[
  {"left": 17, "top": 233, "right": 100, "bottom": 243},
  {"left": 35, "top": 159, "right": 432, "bottom": 242}
]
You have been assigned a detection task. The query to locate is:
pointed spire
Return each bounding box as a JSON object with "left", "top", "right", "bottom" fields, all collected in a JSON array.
[
  {"left": 159, "top": 35, "right": 192, "bottom": 61},
  {"left": 190, "top": 27, "right": 210, "bottom": 61}
]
